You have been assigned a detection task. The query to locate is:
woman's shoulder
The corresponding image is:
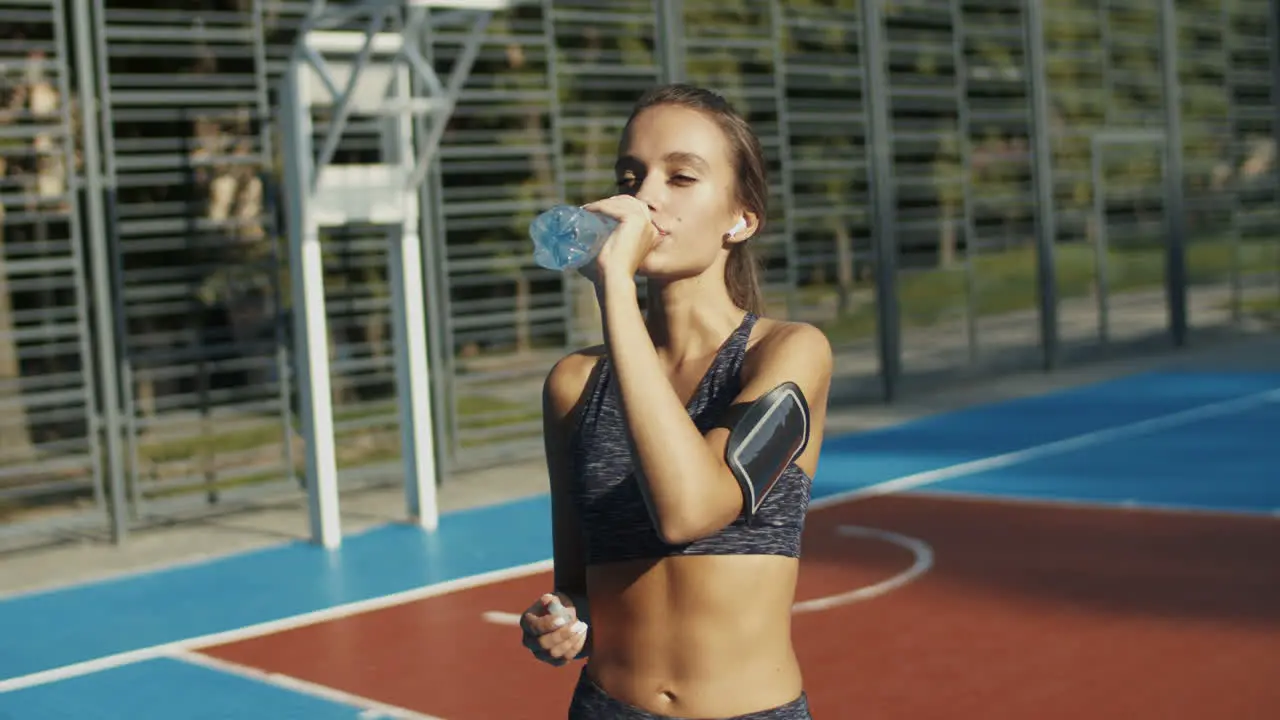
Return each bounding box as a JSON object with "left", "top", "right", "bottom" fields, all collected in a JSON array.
[
  {"left": 744, "top": 317, "right": 833, "bottom": 379},
  {"left": 542, "top": 345, "right": 608, "bottom": 421}
]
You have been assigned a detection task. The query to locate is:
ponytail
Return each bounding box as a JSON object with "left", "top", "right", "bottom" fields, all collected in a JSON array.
[{"left": 726, "top": 243, "right": 765, "bottom": 315}]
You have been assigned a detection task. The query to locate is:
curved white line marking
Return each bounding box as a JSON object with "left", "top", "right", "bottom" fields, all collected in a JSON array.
[
  {"left": 481, "top": 525, "right": 934, "bottom": 626},
  {"left": 791, "top": 525, "right": 933, "bottom": 613}
]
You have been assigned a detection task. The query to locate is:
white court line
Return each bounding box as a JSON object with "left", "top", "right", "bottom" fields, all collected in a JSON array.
[
  {"left": 2, "top": 384, "right": 1276, "bottom": 695},
  {"left": 482, "top": 524, "right": 934, "bottom": 626},
  {"left": 790, "top": 525, "right": 934, "bottom": 613},
  {"left": 481, "top": 611, "right": 525, "bottom": 626},
  {"left": 808, "top": 386, "right": 1280, "bottom": 511},
  {"left": 0, "top": 560, "right": 551, "bottom": 694},
  {"left": 170, "top": 649, "right": 443, "bottom": 720}
]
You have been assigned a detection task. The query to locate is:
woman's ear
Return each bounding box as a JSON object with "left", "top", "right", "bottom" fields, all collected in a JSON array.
[
  {"left": 740, "top": 210, "right": 761, "bottom": 242},
  {"left": 725, "top": 210, "right": 760, "bottom": 245},
  {"left": 726, "top": 217, "right": 747, "bottom": 239}
]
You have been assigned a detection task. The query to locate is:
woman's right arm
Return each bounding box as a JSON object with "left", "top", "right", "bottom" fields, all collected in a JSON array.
[{"left": 531, "top": 350, "right": 600, "bottom": 662}]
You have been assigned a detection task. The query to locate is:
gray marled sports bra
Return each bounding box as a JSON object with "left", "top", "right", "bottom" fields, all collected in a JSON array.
[{"left": 568, "top": 312, "right": 812, "bottom": 566}]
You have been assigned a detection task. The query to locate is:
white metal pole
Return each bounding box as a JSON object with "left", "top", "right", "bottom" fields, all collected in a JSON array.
[
  {"left": 283, "top": 55, "right": 343, "bottom": 549},
  {"left": 389, "top": 62, "right": 440, "bottom": 530},
  {"left": 280, "top": 2, "right": 509, "bottom": 542}
]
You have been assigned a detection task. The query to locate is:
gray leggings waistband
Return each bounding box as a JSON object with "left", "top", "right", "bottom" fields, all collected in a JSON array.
[{"left": 567, "top": 667, "right": 813, "bottom": 720}]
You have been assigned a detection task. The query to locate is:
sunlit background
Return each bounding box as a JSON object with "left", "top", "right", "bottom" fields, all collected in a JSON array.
[{"left": 0, "top": 0, "right": 1276, "bottom": 550}]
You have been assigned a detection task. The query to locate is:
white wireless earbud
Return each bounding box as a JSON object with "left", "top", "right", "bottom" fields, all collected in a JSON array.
[{"left": 727, "top": 217, "right": 747, "bottom": 239}]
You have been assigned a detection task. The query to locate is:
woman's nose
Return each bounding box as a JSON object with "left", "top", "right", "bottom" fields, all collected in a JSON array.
[{"left": 633, "top": 178, "right": 663, "bottom": 212}]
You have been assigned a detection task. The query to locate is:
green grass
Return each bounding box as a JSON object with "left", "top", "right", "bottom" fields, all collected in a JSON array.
[
  {"left": 135, "top": 394, "right": 533, "bottom": 457},
  {"left": 820, "top": 240, "right": 1276, "bottom": 344},
  {"left": 1238, "top": 295, "right": 1280, "bottom": 323},
  {"left": 124, "top": 392, "right": 540, "bottom": 501}
]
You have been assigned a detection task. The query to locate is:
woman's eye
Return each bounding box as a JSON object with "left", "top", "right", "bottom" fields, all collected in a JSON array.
[{"left": 671, "top": 175, "right": 695, "bottom": 185}]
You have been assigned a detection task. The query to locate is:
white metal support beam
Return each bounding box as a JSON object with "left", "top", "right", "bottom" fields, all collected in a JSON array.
[
  {"left": 405, "top": 11, "right": 493, "bottom": 189},
  {"left": 281, "top": 0, "right": 509, "bottom": 548},
  {"left": 281, "top": 57, "right": 340, "bottom": 549}
]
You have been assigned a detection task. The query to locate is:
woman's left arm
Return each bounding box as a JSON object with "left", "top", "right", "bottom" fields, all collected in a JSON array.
[{"left": 599, "top": 274, "right": 833, "bottom": 545}]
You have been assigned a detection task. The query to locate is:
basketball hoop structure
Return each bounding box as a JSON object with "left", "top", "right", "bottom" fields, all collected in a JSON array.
[{"left": 281, "top": 0, "right": 513, "bottom": 549}]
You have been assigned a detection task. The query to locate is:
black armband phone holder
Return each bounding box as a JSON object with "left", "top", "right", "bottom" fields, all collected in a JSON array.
[{"left": 721, "top": 381, "right": 811, "bottom": 524}]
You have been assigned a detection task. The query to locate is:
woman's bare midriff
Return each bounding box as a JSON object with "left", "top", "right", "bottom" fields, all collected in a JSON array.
[{"left": 584, "top": 553, "right": 804, "bottom": 718}]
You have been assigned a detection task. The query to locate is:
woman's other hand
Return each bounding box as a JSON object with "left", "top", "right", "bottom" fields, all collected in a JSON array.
[{"left": 520, "top": 593, "right": 589, "bottom": 667}]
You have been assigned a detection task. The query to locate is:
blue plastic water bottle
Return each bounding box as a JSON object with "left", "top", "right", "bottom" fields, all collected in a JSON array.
[{"left": 529, "top": 205, "right": 618, "bottom": 271}]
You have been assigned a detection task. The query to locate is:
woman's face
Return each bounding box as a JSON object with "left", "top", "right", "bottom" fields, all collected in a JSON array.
[{"left": 613, "top": 103, "right": 749, "bottom": 279}]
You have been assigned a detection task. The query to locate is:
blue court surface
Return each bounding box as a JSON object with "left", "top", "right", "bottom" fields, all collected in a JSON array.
[
  {"left": 0, "top": 369, "right": 1277, "bottom": 718},
  {"left": 1, "top": 658, "right": 376, "bottom": 719}
]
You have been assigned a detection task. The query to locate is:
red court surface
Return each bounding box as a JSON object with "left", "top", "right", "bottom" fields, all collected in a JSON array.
[{"left": 197, "top": 494, "right": 1280, "bottom": 719}]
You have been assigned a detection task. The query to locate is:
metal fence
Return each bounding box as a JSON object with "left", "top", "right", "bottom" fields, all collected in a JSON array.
[{"left": 0, "top": 0, "right": 1276, "bottom": 548}]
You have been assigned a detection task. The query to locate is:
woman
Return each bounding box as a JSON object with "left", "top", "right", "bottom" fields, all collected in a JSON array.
[{"left": 519, "top": 83, "right": 833, "bottom": 720}]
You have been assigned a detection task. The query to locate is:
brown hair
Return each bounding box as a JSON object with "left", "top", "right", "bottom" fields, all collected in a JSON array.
[{"left": 626, "top": 83, "right": 768, "bottom": 315}]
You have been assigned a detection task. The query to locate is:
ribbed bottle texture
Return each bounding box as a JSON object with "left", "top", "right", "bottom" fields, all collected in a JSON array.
[{"left": 530, "top": 205, "right": 618, "bottom": 271}]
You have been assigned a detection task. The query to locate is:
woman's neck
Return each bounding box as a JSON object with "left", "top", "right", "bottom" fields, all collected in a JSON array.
[{"left": 643, "top": 276, "right": 746, "bottom": 366}]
